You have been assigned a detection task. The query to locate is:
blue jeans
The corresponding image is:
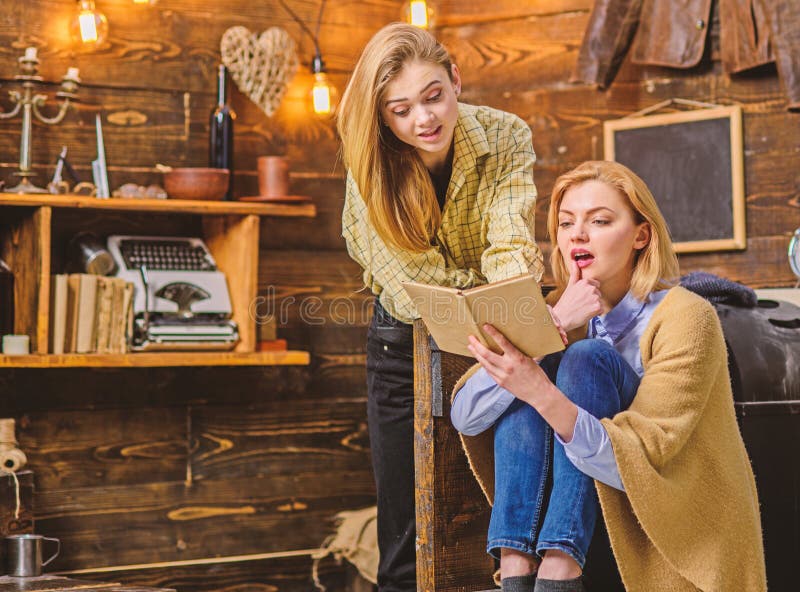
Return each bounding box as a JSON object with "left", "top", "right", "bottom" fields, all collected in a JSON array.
[{"left": 488, "top": 339, "right": 640, "bottom": 567}]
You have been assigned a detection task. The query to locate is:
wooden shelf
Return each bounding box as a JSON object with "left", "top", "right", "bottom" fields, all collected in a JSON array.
[
  {"left": 0, "top": 194, "right": 314, "bottom": 362},
  {"left": 0, "top": 350, "right": 310, "bottom": 368},
  {"left": 0, "top": 193, "right": 316, "bottom": 218}
]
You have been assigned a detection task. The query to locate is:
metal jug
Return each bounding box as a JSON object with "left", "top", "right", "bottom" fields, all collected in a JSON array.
[{"left": 5, "top": 534, "right": 60, "bottom": 577}]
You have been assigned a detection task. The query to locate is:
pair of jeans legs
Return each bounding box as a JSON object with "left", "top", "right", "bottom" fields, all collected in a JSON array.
[
  {"left": 366, "top": 303, "right": 416, "bottom": 592},
  {"left": 488, "top": 339, "right": 640, "bottom": 571}
]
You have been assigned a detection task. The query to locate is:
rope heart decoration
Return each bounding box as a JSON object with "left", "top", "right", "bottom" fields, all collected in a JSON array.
[{"left": 220, "top": 26, "right": 298, "bottom": 118}]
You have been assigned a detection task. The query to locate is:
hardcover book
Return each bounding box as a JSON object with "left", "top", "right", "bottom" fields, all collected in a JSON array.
[{"left": 402, "top": 274, "right": 565, "bottom": 359}]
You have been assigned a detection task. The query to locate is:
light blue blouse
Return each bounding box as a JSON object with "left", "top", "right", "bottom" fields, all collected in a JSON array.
[{"left": 450, "top": 289, "right": 670, "bottom": 491}]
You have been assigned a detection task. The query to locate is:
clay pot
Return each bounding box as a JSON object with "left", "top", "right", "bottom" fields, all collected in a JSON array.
[{"left": 257, "top": 156, "right": 289, "bottom": 198}]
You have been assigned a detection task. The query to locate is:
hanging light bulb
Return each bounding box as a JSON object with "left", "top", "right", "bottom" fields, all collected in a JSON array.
[
  {"left": 70, "top": 0, "right": 109, "bottom": 48},
  {"left": 402, "top": 0, "right": 436, "bottom": 29},
  {"left": 275, "top": 0, "right": 338, "bottom": 116},
  {"left": 132, "top": 0, "right": 157, "bottom": 4},
  {"left": 310, "top": 54, "right": 338, "bottom": 116}
]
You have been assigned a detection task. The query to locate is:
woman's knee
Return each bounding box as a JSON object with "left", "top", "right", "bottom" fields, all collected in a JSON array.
[
  {"left": 555, "top": 340, "right": 625, "bottom": 415},
  {"left": 558, "top": 339, "right": 617, "bottom": 376}
]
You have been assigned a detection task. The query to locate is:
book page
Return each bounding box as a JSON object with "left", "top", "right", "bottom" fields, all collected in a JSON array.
[
  {"left": 463, "top": 275, "right": 564, "bottom": 359},
  {"left": 402, "top": 281, "right": 486, "bottom": 357}
]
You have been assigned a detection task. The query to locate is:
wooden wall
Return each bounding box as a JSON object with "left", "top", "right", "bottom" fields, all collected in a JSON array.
[
  {"left": 432, "top": 0, "right": 800, "bottom": 289},
  {"left": 1, "top": 1, "right": 798, "bottom": 591},
  {"left": 0, "top": 0, "right": 392, "bottom": 589}
]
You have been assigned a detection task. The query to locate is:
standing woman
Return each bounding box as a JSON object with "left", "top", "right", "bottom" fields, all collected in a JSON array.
[{"left": 337, "top": 23, "right": 543, "bottom": 592}]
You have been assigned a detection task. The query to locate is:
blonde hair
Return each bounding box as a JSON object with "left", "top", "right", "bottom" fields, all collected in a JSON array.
[
  {"left": 337, "top": 23, "right": 453, "bottom": 253},
  {"left": 547, "top": 161, "right": 679, "bottom": 299}
]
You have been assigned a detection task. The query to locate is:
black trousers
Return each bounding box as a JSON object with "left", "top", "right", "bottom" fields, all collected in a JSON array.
[{"left": 366, "top": 302, "right": 416, "bottom": 592}]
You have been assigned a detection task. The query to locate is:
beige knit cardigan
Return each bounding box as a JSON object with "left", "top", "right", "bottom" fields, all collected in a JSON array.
[{"left": 454, "top": 287, "right": 767, "bottom": 591}]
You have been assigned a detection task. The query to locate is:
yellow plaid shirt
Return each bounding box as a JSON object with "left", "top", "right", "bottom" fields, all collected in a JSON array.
[{"left": 342, "top": 103, "right": 544, "bottom": 323}]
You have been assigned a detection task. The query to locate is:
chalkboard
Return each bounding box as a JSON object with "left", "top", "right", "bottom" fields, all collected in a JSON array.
[{"left": 604, "top": 105, "right": 745, "bottom": 253}]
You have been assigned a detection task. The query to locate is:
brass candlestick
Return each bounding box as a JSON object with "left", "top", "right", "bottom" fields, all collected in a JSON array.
[{"left": 0, "top": 47, "right": 80, "bottom": 194}]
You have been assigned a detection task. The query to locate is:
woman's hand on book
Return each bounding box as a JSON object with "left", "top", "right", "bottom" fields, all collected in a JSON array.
[
  {"left": 467, "top": 325, "right": 552, "bottom": 405},
  {"left": 468, "top": 324, "right": 578, "bottom": 439},
  {"left": 546, "top": 305, "right": 569, "bottom": 347},
  {"left": 551, "top": 260, "right": 603, "bottom": 331}
]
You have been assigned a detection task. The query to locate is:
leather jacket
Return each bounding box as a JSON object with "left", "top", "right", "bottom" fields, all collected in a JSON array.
[{"left": 572, "top": 0, "right": 800, "bottom": 111}]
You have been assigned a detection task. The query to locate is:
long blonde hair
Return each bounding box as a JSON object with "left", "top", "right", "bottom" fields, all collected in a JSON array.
[
  {"left": 337, "top": 23, "right": 453, "bottom": 253},
  {"left": 547, "top": 161, "right": 679, "bottom": 299}
]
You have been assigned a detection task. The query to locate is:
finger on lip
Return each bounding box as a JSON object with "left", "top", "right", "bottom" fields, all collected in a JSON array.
[{"left": 569, "top": 257, "right": 581, "bottom": 281}]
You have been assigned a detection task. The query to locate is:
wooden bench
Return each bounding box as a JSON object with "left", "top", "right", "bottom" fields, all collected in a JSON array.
[
  {"left": 413, "top": 323, "right": 623, "bottom": 592},
  {"left": 414, "top": 322, "right": 495, "bottom": 592}
]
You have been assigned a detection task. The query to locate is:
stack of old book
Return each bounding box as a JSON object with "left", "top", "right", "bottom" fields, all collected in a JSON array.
[{"left": 49, "top": 274, "right": 134, "bottom": 354}]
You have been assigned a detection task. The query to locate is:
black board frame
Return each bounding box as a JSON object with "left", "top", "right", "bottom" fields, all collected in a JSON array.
[{"left": 603, "top": 105, "right": 745, "bottom": 253}]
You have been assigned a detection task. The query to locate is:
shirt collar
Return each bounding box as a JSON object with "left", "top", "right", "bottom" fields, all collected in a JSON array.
[{"left": 591, "top": 290, "right": 648, "bottom": 342}]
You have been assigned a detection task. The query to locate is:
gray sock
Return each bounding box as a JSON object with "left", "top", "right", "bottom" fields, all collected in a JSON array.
[
  {"left": 533, "top": 576, "right": 585, "bottom": 592},
  {"left": 501, "top": 573, "right": 537, "bottom": 592}
]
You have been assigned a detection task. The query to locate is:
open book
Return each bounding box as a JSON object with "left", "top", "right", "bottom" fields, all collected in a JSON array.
[{"left": 402, "top": 274, "right": 565, "bottom": 358}]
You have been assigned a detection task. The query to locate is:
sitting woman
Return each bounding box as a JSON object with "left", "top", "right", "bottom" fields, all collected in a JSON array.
[{"left": 451, "top": 160, "right": 766, "bottom": 592}]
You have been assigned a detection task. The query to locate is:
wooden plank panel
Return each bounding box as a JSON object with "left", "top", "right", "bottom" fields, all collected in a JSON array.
[
  {"left": 0, "top": 88, "right": 341, "bottom": 200},
  {"left": 305, "top": 352, "right": 367, "bottom": 395},
  {"left": 260, "top": 250, "right": 363, "bottom": 292},
  {"left": 203, "top": 214, "right": 260, "bottom": 352},
  {"left": 0, "top": 89, "right": 187, "bottom": 178},
  {"left": 276, "top": 324, "right": 368, "bottom": 356},
  {"left": 17, "top": 407, "right": 188, "bottom": 490},
  {"left": 468, "top": 67, "right": 794, "bottom": 169},
  {"left": 0, "top": 1, "right": 396, "bottom": 92},
  {"left": 256, "top": 249, "right": 368, "bottom": 352},
  {"left": 0, "top": 206, "right": 50, "bottom": 352},
  {"left": 0, "top": 365, "right": 309, "bottom": 414},
  {"left": 466, "top": 71, "right": 799, "bottom": 252},
  {"left": 191, "top": 398, "right": 370, "bottom": 481},
  {"left": 439, "top": 12, "right": 589, "bottom": 91},
  {"left": 259, "top": 175, "right": 346, "bottom": 251},
  {"left": 0, "top": 79, "right": 340, "bottom": 194},
  {"left": 527, "top": 97, "right": 781, "bottom": 171},
  {"left": 0, "top": 194, "right": 314, "bottom": 218},
  {"left": 437, "top": 0, "right": 591, "bottom": 26},
  {"left": 538, "top": 234, "right": 798, "bottom": 288},
  {"left": 0, "top": 576, "right": 126, "bottom": 591},
  {"left": 677, "top": 234, "right": 799, "bottom": 287},
  {"left": 227, "top": 74, "right": 345, "bottom": 176},
  {"left": 257, "top": 286, "right": 371, "bottom": 355},
  {"left": 61, "top": 554, "right": 348, "bottom": 592},
  {"left": 260, "top": 289, "right": 373, "bottom": 331},
  {"left": 414, "top": 323, "right": 436, "bottom": 592},
  {"left": 0, "top": 351, "right": 311, "bottom": 369},
  {"left": 414, "top": 322, "right": 493, "bottom": 592},
  {"left": 35, "top": 472, "right": 376, "bottom": 570}
]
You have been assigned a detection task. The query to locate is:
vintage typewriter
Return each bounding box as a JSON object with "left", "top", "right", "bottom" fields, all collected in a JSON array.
[{"left": 107, "top": 235, "right": 239, "bottom": 351}]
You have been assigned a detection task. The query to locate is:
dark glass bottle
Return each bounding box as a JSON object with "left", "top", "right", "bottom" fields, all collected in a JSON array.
[
  {"left": 0, "top": 257, "right": 14, "bottom": 337},
  {"left": 209, "top": 64, "right": 236, "bottom": 200}
]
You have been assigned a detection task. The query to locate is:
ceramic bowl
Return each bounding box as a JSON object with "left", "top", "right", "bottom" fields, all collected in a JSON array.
[{"left": 163, "top": 168, "right": 230, "bottom": 200}]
